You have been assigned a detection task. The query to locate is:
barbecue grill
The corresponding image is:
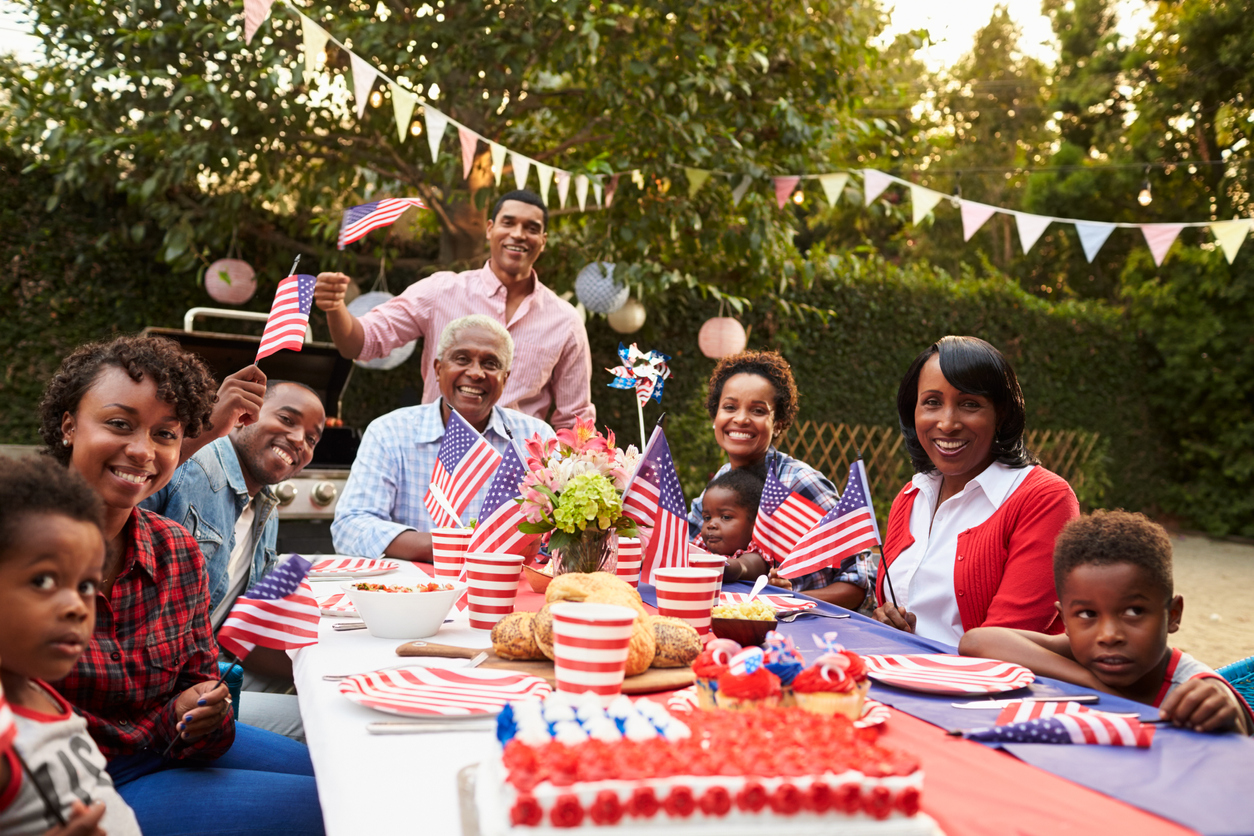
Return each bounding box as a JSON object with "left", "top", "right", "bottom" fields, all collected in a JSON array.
[{"left": 144, "top": 307, "right": 363, "bottom": 554}]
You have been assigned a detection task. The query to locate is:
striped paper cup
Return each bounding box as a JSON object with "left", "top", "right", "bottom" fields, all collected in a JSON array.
[
  {"left": 550, "top": 602, "right": 638, "bottom": 701},
  {"left": 685, "top": 551, "right": 727, "bottom": 606},
  {"left": 653, "top": 567, "right": 722, "bottom": 633},
  {"left": 615, "top": 537, "right": 643, "bottom": 588},
  {"left": 464, "top": 552, "right": 524, "bottom": 630},
  {"left": 431, "top": 528, "right": 473, "bottom": 581}
]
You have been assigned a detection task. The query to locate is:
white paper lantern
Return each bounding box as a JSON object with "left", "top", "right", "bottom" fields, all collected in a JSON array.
[
  {"left": 607, "top": 297, "right": 646, "bottom": 334},
  {"left": 575, "top": 262, "right": 629, "bottom": 314},
  {"left": 698, "top": 317, "right": 747, "bottom": 358},
  {"left": 346, "top": 291, "right": 417, "bottom": 371},
  {"left": 204, "top": 258, "right": 257, "bottom": 305}
]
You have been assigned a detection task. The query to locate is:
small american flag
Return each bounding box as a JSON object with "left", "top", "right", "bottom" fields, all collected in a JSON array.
[
  {"left": 466, "top": 440, "right": 536, "bottom": 554},
  {"left": 337, "top": 198, "right": 428, "bottom": 249},
  {"left": 727, "top": 647, "right": 764, "bottom": 676},
  {"left": 0, "top": 679, "right": 16, "bottom": 755},
  {"left": 217, "top": 554, "right": 321, "bottom": 659},
  {"left": 622, "top": 428, "right": 688, "bottom": 584},
  {"left": 424, "top": 410, "right": 503, "bottom": 528},
  {"left": 963, "top": 713, "right": 1155, "bottom": 748},
  {"left": 752, "top": 461, "right": 825, "bottom": 565},
  {"left": 778, "top": 458, "right": 880, "bottom": 579},
  {"left": 256, "top": 273, "right": 316, "bottom": 361},
  {"left": 997, "top": 700, "right": 1095, "bottom": 725}
]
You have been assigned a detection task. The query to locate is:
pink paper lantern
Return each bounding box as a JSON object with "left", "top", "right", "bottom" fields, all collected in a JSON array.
[
  {"left": 697, "top": 317, "right": 747, "bottom": 358},
  {"left": 204, "top": 258, "right": 257, "bottom": 305}
]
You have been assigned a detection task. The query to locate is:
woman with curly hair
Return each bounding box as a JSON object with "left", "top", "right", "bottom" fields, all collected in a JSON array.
[
  {"left": 39, "top": 335, "right": 323, "bottom": 835},
  {"left": 872, "top": 336, "right": 1079, "bottom": 645},
  {"left": 689, "top": 350, "right": 873, "bottom": 609}
]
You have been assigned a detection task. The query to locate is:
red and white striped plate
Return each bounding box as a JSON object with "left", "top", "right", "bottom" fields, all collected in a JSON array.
[
  {"left": 862, "top": 654, "right": 1035, "bottom": 695},
  {"left": 665, "top": 687, "right": 889, "bottom": 728},
  {"left": 317, "top": 592, "right": 357, "bottom": 617},
  {"left": 338, "top": 667, "right": 551, "bottom": 717},
  {"left": 309, "top": 558, "right": 400, "bottom": 578},
  {"left": 718, "top": 592, "right": 817, "bottom": 614}
]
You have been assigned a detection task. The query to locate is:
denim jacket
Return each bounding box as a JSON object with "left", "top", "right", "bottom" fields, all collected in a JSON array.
[{"left": 141, "top": 437, "right": 280, "bottom": 619}]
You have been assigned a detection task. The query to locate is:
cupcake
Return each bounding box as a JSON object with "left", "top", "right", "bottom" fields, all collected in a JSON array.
[
  {"left": 762, "top": 631, "right": 806, "bottom": 707},
  {"left": 792, "top": 639, "right": 870, "bottom": 719},
  {"left": 715, "top": 647, "right": 782, "bottom": 711},
  {"left": 692, "top": 638, "right": 741, "bottom": 710}
]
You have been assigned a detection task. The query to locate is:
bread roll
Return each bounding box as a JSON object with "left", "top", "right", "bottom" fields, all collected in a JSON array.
[
  {"left": 624, "top": 618, "right": 658, "bottom": 676},
  {"left": 531, "top": 603, "right": 555, "bottom": 660},
  {"left": 490, "top": 612, "right": 545, "bottom": 661},
  {"left": 648, "top": 615, "right": 702, "bottom": 667}
]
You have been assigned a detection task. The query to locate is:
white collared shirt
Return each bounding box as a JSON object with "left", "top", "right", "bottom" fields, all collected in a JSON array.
[{"left": 892, "top": 462, "right": 1036, "bottom": 645}]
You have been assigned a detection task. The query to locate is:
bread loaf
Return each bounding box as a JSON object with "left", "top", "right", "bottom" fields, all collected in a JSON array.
[
  {"left": 490, "top": 612, "right": 545, "bottom": 661},
  {"left": 531, "top": 603, "right": 555, "bottom": 660},
  {"left": 545, "top": 572, "right": 654, "bottom": 670},
  {"left": 648, "top": 615, "right": 702, "bottom": 667},
  {"left": 624, "top": 619, "right": 658, "bottom": 677}
]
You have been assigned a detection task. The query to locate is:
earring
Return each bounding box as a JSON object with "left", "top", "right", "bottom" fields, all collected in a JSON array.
[{"left": 62, "top": 438, "right": 71, "bottom": 447}]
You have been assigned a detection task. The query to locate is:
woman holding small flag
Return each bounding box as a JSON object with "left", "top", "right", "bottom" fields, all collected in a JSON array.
[{"left": 871, "top": 336, "right": 1079, "bottom": 645}]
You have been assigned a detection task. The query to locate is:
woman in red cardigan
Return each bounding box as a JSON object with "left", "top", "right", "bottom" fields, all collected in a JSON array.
[{"left": 872, "top": 336, "right": 1079, "bottom": 645}]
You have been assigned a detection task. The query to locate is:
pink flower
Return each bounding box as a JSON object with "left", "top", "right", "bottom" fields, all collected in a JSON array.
[
  {"left": 555, "top": 416, "right": 609, "bottom": 456},
  {"left": 524, "top": 434, "right": 557, "bottom": 471}
]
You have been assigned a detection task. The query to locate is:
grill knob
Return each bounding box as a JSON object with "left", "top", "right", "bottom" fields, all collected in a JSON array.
[
  {"left": 275, "top": 482, "right": 298, "bottom": 505},
  {"left": 311, "top": 481, "right": 338, "bottom": 507}
]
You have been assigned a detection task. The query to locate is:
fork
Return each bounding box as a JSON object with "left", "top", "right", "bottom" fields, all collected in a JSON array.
[{"left": 778, "top": 610, "right": 852, "bottom": 622}]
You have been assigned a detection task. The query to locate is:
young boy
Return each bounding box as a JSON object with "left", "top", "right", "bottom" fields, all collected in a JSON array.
[
  {"left": 698, "top": 469, "right": 766, "bottom": 583},
  {"left": 0, "top": 457, "right": 142, "bottom": 834},
  {"left": 960, "top": 510, "right": 1251, "bottom": 734}
]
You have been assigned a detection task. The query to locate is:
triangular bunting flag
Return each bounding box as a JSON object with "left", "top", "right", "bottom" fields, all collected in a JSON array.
[
  {"left": 299, "top": 14, "right": 329, "bottom": 75},
  {"left": 349, "top": 53, "right": 378, "bottom": 120},
  {"left": 1141, "top": 223, "right": 1185, "bottom": 267},
  {"left": 575, "top": 174, "right": 590, "bottom": 212},
  {"left": 862, "top": 169, "right": 893, "bottom": 206},
  {"left": 592, "top": 177, "right": 603, "bottom": 208},
  {"left": 1074, "top": 221, "right": 1116, "bottom": 263},
  {"left": 390, "top": 84, "right": 418, "bottom": 145},
  {"left": 489, "top": 142, "right": 506, "bottom": 187},
  {"left": 556, "top": 170, "right": 571, "bottom": 208},
  {"left": 1210, "top": 219, "right": 1252, "bottom": 264},
  {"left": 1014, "top": 212, "right": 1053, "bottom": 254},
  {"left": 910, "top": 184, "right": 946, "bottom": 225},
  {"left": 960, "top": 201, "right": 998, "bottom": 241},
  {"left": 685, "top": 168, "right": 712, "bottom": 199},
  {"left": 774, "top": 176, "right": 801, "bottom": 209},
  {"left": 731, "top": 175, "right": 753, "bottom": 206},
  {"left": 243, "top": 0, "right": 274, "bottom": 45},
  {"left": 424, "top": 107, "right": 449, "bottom": 163},
  {"left": 606, "top": 174, "right": 620, "bottom": 207},
  {"left": 510, "top": 152, "right": 531, "bottom": 190},
  {"left": 535, "top": 163, "right": 554, "bottom": 205},
  {"left": 458, "top": 126, "right": 478, "bottom": 180},
  {"left": 818, "top": 172, "right": 849, "bottom": 207}
]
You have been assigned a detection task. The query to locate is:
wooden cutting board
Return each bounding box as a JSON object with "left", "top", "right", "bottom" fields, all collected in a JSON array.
[{"left": 395, "top": 641, "right": 695, "bottom": 694}]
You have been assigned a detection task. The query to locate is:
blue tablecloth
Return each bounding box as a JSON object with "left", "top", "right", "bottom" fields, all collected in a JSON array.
[{"left": 639, "top": 581, "right": 1254, "bottom": 836}]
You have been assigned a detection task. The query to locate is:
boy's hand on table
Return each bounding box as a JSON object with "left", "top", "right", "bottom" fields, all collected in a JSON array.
[
  {"left": 173, "top": 680, "right": 232, "bottom": 741},
  {"left": 1159, "top": 677, "right": 1250, "bottom": 734},
  {"left": 873, "top": 601, "right": 917, "bottom": 633},
  {"left": 43, "top": 800, "right": 106, "bottom": 836}
]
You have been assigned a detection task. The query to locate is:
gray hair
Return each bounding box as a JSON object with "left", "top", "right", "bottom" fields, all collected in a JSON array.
[{"left": 435, "top": 315, "right": 514, "bottom": 370}]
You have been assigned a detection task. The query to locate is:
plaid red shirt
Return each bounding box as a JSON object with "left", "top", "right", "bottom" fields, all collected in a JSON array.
[{"left": 54, "top": 508, "right": 234, "bottom": 760}]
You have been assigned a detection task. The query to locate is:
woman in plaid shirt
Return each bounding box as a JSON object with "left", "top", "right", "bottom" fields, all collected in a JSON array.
[{"left": 40, "top": 336, "right": 324, "bottom": 835}]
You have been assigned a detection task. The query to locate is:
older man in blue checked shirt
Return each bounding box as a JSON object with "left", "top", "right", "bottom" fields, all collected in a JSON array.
[{"left": 332, "top": 314, "right": 555, "bottom": 562}]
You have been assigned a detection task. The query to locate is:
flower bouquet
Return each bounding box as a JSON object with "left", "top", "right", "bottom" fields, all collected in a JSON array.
[{"left": 517, "top": 418, "right": 641, "bottom": 575}]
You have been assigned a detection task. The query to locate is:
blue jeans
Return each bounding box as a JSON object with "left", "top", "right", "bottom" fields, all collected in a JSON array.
[{"left": 108, "top": 723, "right": 324, "bottom": 836}]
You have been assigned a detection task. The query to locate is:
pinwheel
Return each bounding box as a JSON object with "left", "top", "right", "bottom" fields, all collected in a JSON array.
[{"left": 607, "top": 342, "right": 672, "bottom": 449}]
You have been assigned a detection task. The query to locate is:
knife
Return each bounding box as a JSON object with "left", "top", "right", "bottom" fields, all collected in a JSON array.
[
  {"left": 950, "top": 694, "right": 1102, "bottom": 708},
  {"left": 396, "top": 641, "right": 493, "bottom": 659}
]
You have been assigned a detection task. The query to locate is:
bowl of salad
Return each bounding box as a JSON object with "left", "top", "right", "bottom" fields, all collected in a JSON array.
[{"left": 342, "top": 579, "right": 466, "bottom": 639}]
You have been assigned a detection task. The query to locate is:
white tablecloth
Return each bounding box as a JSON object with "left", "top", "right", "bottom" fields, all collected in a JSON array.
[{"left": 294, "top": 562, "right": 499, "bottom": 836}]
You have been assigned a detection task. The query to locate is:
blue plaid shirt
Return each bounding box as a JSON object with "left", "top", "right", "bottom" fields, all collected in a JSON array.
[
  {"left": 688, "top": 448, "right": 874, "bottom": 592},
  {"left": 331, "top": 400, "right": 555, "bottom": 558}
]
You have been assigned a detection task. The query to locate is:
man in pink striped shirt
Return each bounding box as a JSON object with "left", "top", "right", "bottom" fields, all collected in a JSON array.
[{"left": 313, "top": 190, "right": 594, "bottom": 428}]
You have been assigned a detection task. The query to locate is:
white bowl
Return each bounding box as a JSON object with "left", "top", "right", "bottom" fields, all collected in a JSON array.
[{"left": 341, "top": 580, "right": 466, "bottom": 639}]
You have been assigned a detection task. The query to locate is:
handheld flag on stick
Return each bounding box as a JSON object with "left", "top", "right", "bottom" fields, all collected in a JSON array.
[
  {"left": 256, "top": 256, "right": 316, "bottom": 362},
  {"left": 337, "top": 197, "right": 429, "bottom": 249},
  {"left": 424, "top": 409, "right": 503, "bottom": 528},
  {"left": 620, "top": 426, "right": 688, "bottom": 584},
  {"left": 778, "top": 457, "right": 880, "bottom": 581},
  {"left": 606, "top": 342, "right": 671, "bottom": 450},
  {"left": 955, "top": 713, "right": 1156, "bottom": 748},
  {"left": 467, "top": 439, "right": 537, "bottom": 555},
  {"left": 752, "top": 458, "right": 825, "bottom": 565}
]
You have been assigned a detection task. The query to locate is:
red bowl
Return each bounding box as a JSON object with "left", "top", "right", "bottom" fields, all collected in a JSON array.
[
  {"left": 522, "top": 563, "right": 554, "bottom": 595},
  {"left": 710, "top": 616, "right": 777, "bottom": 647}
]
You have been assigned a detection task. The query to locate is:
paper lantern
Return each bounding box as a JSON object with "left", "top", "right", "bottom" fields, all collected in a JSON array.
[
  {"left": 698, "top": 317, "right": 747, "bottom": 358},
  {"left": 204, "top": 259, "right": 256, "bottom": 305},
  {"left": 607, "top": 297, "right": 646, "bottom": 334},
  {"left": 346, "top": 291, "right": 416, "bottom": 371},
  {"left": 574, "top": 262, "right": 629, "bottom": 314}
]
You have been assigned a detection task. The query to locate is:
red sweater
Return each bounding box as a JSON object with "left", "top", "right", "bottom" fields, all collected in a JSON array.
[{"left": 875, "top": 466, "right": 1079, "bottom": 635}]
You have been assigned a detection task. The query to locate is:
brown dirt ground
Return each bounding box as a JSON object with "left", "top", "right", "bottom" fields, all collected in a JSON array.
[{"left": 1169, "top": 534, "right": 1254, "bottom": 670}]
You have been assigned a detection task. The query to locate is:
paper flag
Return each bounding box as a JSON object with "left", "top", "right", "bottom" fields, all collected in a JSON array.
[
  {"left": 819, "top": 172, "right": 849, "bottom": 207},
  {"left": 488, "top": 142, "right": 507, "bottom": 186},
  {"left": 299, "top": 14, "right": 329, "bottom": 75},
  {"left": 556, "top": 170, "right": 571, "bottom": 208},
  {"left": 575, "top": 174, "right": 589, "bottom": 212},
  {"left": 535, "top": 163, "right": 554, "bottom": 205},
  {"left": 732, "top": 175, "right": 754, "bottom": 206},
  {"left": 1142, "top": 223, "right": 1185, "bottom": 266},
  {"left": 685, "top": 168, "right": 712, "bottom": 199},
  {"left": 862, "top": 169, "right": 893, "bottom": 206},
  {"left": 606, "top": 174, "right": 620, "bottom": 207},
  {"left": 389, "top": 84, "right": 418, "bottom": 145},
  {"left": 1210, "top": 219, "right": 1252, "bottom": 264},
  {"left": 592, "top": 177, "right": 603, "bottom": 207},
  {"left": 774, "top": 176, "right": 801, "bottom": 209},
  {"left": 510, "top": 152, "right": 531, "bottom": 190},
  {"left": 424, "top": 107, "right": 449, "bottom": 163},
  {"left": 349, "top": 53, "right": 378, "bottom": 120},
  {"left": 243, "top": 0, "right": 274, "bottom": 44},
  {"left": 1075, "top": 221, "right": 1116, "bottom": 263},
  {"left": 960, "top": 201, "right": 998, "bottom": 241},
  {"left": 1014, "top": 212, "right": 1053, "bottom": 254},
  {"left": 910, "top": 184, "right": 946, "bottom": 225},
  {"left": 457, "top": 126, "right": 478, "bottom": 180}
]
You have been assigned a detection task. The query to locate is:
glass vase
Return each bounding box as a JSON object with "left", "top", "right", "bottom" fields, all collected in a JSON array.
[{"left": 551, "top": 528, "right": 619, "bottom": 576}]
